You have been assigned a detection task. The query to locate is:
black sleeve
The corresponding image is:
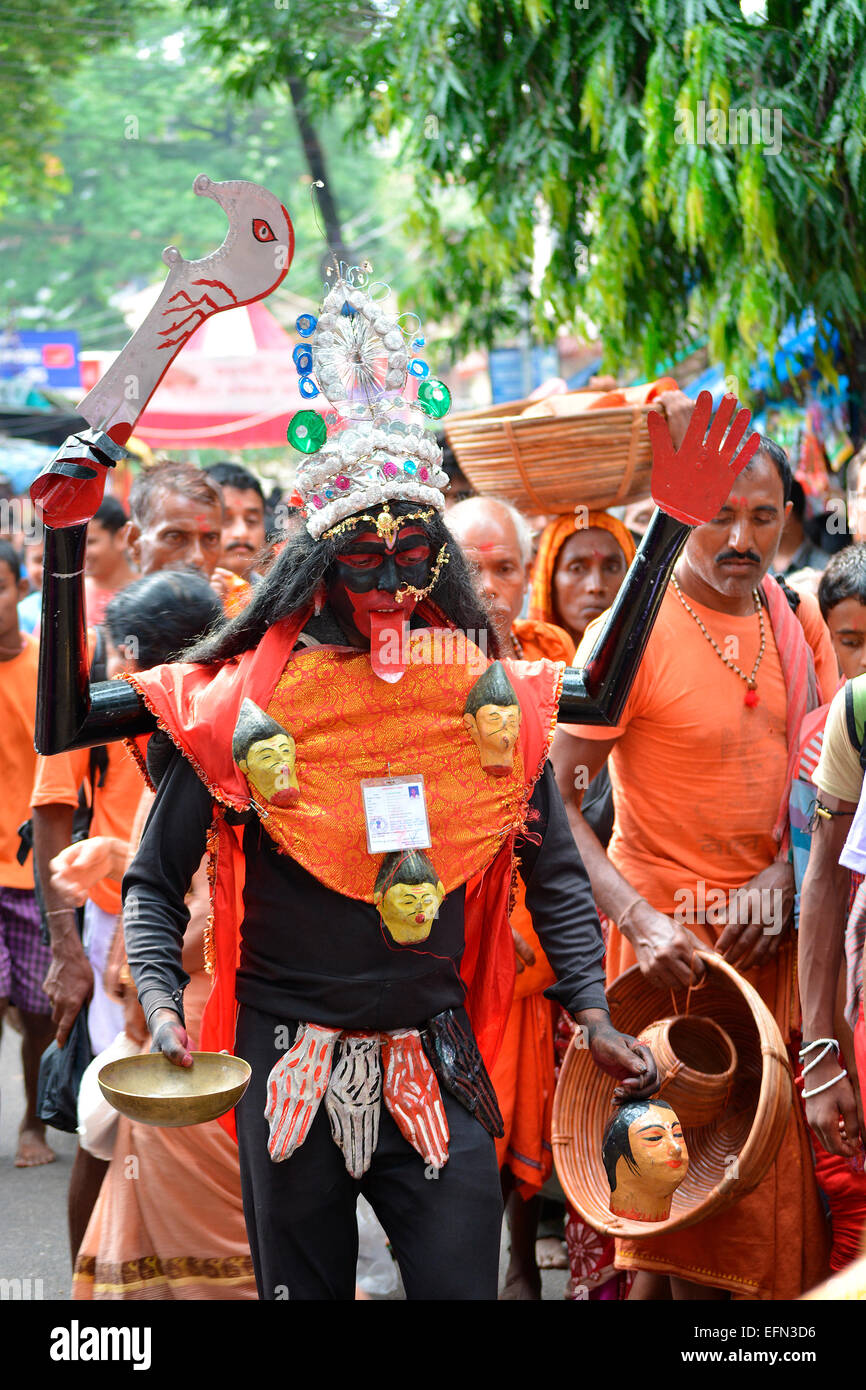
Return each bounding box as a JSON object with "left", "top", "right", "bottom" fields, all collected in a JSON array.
[
  {"left": 123, "top": 746, "right": 213, "bottom": 1032},
  {"left": 516, "top": 762, "right": 609, "bottom": 1017}
]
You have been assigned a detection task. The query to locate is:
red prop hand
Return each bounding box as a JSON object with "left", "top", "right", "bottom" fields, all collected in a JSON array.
[
  {"left": 30, "top": 429, "right": 128, "bottom": 529},
  {"left": 648, "top": 390, "right": 761, "bottom": 527},
  {"left": 381, "top": 1028, "right": 450, "bottom": 1170},
  {"left": 264, "top": 1022, "right": 340, "bottom": 1162}
]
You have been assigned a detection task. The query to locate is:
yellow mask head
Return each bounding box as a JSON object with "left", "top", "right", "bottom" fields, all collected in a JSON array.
[
  {"left": 373, "top": 850, "right": 445, "bottom": 944},
  {"left": 233, "top": 697, "right": 300, "bottom": 808},
  {"left": 463, "top": 660, "right": 521, "bottom": 777}
]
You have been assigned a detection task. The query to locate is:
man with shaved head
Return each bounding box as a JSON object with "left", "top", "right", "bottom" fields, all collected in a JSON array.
[
  {"left": 447, "top": 496, "right": 574, "bottom": 1298},
  {"left": 448, "top": 497, "right": 547, "bottom": 659}
]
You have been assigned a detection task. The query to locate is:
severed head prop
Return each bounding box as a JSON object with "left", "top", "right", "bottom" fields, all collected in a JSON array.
[
  {"left": 233, "top": 697, "right": 299, "bottom": 808},
  {"left": 463, "top": 660, "right": 521, "bottom": 777},
  {"left": 373, "top": 849, "right": 445, "bottom": 945}
]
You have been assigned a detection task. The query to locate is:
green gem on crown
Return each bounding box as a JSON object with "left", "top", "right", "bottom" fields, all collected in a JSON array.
[
  {"left": 416, "top": 378, "right": 451, "bottom": 420},
  {"left": 287, "top": 410, "right": 327, "bottom": 453}
]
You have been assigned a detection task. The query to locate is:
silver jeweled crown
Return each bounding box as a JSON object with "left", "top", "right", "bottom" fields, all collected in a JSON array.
[{"left": 286, "top": 264, "right": 452, "bottom": 539}]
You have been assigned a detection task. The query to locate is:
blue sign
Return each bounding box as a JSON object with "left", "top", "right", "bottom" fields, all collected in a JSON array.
[
  {"left": 488, "top": 345, "right": 560, "bottom": 405},
  {"left": 0, "top": 330, "right": 81, "bottom": 389}
]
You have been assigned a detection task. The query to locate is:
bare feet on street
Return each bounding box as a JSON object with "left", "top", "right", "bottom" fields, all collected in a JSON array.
[{"left": 15, "top": 1124, "right": 56, "bottom": 1168}]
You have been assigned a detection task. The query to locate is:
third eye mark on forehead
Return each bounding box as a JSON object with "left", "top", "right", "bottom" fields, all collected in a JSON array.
[{"left": 342, "top": 528, "right": 428, "bottom": 555}]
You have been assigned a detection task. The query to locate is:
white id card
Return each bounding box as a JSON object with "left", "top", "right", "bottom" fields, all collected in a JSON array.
[{"left": 360, "top": 775, "right": 432, "bottom": 854}]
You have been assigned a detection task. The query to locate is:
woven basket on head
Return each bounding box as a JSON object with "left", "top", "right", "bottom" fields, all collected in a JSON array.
[
  {"left": 444, "top": 401, "right": 657, "bottom": 514},
  {"left": 552, "top": 951, "right": 793, "bottom": 1240}
]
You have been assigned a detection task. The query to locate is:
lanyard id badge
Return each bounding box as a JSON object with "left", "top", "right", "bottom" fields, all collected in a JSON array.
[{"left": 360, "top": 775, "right": 432, "bottom": 855}]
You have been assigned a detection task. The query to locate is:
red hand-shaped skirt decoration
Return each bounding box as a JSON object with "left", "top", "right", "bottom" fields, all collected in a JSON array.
[{"left": 381, "top": 1028, "right": 450, "bottom": 1169}]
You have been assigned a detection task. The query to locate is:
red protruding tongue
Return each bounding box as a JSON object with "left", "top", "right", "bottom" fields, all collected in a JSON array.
[{"left": 370, "top": 610, "right": 408, "bottom": 683}]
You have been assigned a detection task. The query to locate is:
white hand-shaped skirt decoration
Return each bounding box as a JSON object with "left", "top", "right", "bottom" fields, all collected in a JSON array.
[{"left": 325, "top": 1035, "right": 383, "bottom": 1178}]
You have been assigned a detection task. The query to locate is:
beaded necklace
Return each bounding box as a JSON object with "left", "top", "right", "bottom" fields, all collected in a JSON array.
[{"left": 671, "top": 575, "right": 766, "bottom": 707}]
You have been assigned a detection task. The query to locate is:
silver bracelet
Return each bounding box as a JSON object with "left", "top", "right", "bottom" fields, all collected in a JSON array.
[{"left": 802, "top": 1069, "right": 848, "bottom": 1100}]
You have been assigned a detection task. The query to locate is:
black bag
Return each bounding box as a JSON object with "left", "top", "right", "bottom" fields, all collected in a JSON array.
[{"left": 36, "top": 1007, "right": 93, "bottom": 1133}]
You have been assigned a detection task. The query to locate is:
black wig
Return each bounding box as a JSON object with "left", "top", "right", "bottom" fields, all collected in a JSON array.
[{"left": 181, "top": 502, "right": 500, "bottom": 666}]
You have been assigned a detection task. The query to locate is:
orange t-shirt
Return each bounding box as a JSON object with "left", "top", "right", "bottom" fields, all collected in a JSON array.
[
  {"left": 0, "top": 638, "right": 39, "bottom": 890},
  {"left": 510, "top": 618, "right": 575, "bottom": 998},
  {"left": 568, "top": 584, "right": 836, "bottom": 978},
  {"left": 31, "top": 739, "right": 144, "bottom": 915}
]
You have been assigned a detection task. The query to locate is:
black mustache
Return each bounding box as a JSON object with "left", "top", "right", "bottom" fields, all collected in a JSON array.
[{"left": 716, "top": 550, "right": 761, "bottom": 565}]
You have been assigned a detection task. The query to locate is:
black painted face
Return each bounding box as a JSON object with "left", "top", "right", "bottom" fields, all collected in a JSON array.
[{"left": 328, "top": 515, "right": 433, "bottom": 642}]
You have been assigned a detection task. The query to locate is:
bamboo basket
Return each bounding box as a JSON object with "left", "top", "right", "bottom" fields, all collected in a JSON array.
[
  {"left": 551, "top": 951, "right": 793, "bottom": 1240},
  {"left": 444, "top": 401, "right": 657, "bottom": 513}
]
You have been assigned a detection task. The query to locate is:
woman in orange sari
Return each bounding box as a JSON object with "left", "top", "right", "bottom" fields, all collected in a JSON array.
[{"left": 528, "top": 511, "right": 636, "bottom": 650}]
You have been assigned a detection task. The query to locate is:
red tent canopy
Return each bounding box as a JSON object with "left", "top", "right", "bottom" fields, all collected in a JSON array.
[{"left": 81, "top": 300, "right": 306, "bottom": 451}]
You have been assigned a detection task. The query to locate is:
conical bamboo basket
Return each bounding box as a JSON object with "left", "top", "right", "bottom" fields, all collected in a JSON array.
[{"left": 552, "top": 951, "right": 793, "bottom": 1240}]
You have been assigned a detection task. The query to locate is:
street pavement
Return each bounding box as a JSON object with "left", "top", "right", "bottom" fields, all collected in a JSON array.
[
  {"left": 1, "top": 1019, "right": 568, "bottom": 1303},
  {"left": 0, "top": 1019, "right": 78, "bottom": 1301}
]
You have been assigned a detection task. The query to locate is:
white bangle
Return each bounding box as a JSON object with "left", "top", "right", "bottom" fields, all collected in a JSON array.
[
  {"left": 802, "top": 1069, "right": 848, "bottom": 1100},
  {"left": 799, "top": 1037, "right": 838, "bottom": 1055},
  {"left": 799, "top": 1038, "right": 840, "bottom": 1076}
]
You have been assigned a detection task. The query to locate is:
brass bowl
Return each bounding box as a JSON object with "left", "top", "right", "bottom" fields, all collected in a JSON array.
[{"left": 98, "top": 1051, "right": 251, "bottom": 1128}]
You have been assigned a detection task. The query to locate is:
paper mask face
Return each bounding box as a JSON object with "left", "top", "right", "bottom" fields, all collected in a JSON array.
[
  {"left": 233, "top": 697, "right": 300, "bottom": 807},
  {"left": 240, "top": 732, "right": 300, "bottom": 807},
  {"left": 373, "top": 849, "right": 445, "bottom": 944},
  {"left": 463, "top": 661, "right": 521, "bottom": 778},
  {"left": 602, "top": 1098, "right": 689, "bottom": 1223},
  {"left": 378, "top": 880, "right": 444, "bottom": 943},
  {"left": 463, "top": 703, "right": 521, "bottom": 776}
]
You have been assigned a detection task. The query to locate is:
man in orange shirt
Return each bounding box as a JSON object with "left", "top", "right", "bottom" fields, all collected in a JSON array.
[
  {"left": 0, "top": 540, "right": 53, "bottom": 1166},
  {"left": 552, "top": 439, "right": 837, "bottom": 1300},
  {"left": 448, "top": 497, "right": 573, "bottom": 1298}
]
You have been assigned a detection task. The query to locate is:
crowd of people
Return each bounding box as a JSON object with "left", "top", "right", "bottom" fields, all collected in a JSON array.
[{"left": 4, "top": 400, "right": 866, "bottom": 1303}]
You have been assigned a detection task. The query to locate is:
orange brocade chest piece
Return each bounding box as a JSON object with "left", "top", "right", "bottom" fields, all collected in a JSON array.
[{"left": 249, "top": 637, "right": 529, "bottom": 903}]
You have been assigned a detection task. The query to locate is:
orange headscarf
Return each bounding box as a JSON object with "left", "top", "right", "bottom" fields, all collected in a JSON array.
[{"left": 528, "top": 511, "right": 637, "bottom": 626}]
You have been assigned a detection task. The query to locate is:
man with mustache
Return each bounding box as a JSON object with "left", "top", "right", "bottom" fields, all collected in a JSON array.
[
  {"left": 553, "top": 438, "right": 838, "bottom": 1300},
  {"left": 205, "top": 461, "right": 267, "bottom": 581}
]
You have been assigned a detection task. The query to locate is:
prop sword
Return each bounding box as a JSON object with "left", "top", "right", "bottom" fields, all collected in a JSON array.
[
  {"left": 30, "top": 175, "right": 295, "bottom": 752},
  {"left": 31, "top": 173, "right": 294, "bottom": 526}
]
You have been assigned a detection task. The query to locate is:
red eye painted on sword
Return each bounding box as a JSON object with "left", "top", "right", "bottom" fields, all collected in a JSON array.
[{"left": 252, "top": 219, "right": 277, "bottom": 243}]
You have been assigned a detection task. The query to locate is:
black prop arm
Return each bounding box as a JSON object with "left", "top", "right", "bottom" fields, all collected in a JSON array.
[
  {"left": 557, "top": 509, "right": 689, "bottom": 725},
  {"left": 35, "top": 523, "right": 154, "bottom": 755},
  {"left": 35, "top": 508, "right": 688, "bottom": 754}
]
